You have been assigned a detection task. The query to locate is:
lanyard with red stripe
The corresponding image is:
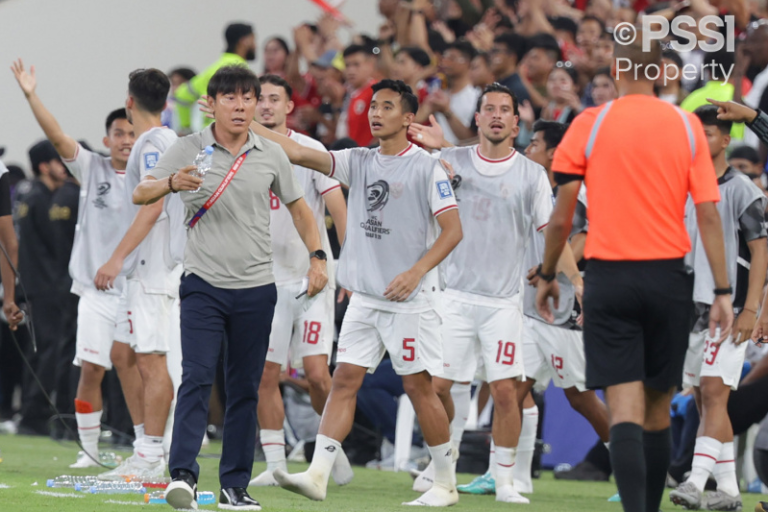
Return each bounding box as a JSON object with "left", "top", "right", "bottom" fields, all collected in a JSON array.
[{"left": 187, "top": 150, "right": 249, "bottom": 229}]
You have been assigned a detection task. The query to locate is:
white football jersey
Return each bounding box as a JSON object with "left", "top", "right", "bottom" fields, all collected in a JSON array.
[
  {"left": 123, "top": 127, "right": 185, "bottom": 295},
  {"left": 269, "top": 130, "right": 339, "bottom": 287},
  {"left": 440, "top": 145, "right": 553, "bottom": 301},
  {"left": 330, "top": 143, "right": 458, "bottom": 313},
  {"left": 63, "top": 144, "right": 129, "bottom": 296}
]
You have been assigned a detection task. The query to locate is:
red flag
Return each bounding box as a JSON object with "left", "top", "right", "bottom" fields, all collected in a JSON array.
[{"left": 308, "top": 0, "right": 346, "bottom": 21}]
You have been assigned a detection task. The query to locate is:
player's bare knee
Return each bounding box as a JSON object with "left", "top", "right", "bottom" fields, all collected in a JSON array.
[
  {"left": 432, "top": 377, "right": 453, "bottom": 401},
  {"left": 79, "top": 362, "right": 106, "bottom": 385},
  {"left": 259, "top": 362, "right": 282, "bottom": 387},
  {"left": 564, "top": 387, "right": 589, "bottom": 412},
  {"left": 489, "top": 379, "right": 517, "bottom": 411},
  {"left": 330, "top": 364, "right": 365, "bottom": 397},
  {"left": 304, "top": 365, "right": 330, "bottom": 392}
]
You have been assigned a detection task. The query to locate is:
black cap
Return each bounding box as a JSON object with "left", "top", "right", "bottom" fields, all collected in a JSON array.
[
  {"left": 28, "top": 139, "right": 60, "bottom": 175},
  {"left": 225, "top": 23, "right": 254, "bottom": 51}
]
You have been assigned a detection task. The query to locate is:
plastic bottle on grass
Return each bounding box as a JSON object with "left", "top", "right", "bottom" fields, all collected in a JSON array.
[
  {"left": 144, "top": 490, "right": 216, "bottom": 505},
  {"left": 87, "top": 481, "right": 146, "bottom": 494},
  {"left": 47, "top": 475, "right": 99, "bottom": 488}
]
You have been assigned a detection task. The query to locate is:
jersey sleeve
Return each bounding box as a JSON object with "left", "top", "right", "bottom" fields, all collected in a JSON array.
[
  {"left": 146, "top": 138, "right": 188, "bottom": 181},
  {"left": 551, "top": 110, "right": 595, "bottom": 183},
  {"left": 739, "top": 198, "right": 767, "bottom": 242},
  {"left": 687, "top": 114, "right": 720, "bottom": 204},
  {"left": 271, "top": 147, "right": 305, "bottom": 205},
  {"left": 532, "top": 170, "right": 554, "bottom": 231},
  {"left": 328, "top": 149, "right": 354, "bottom": 187},
  {"left": 428, "top": 161, "right": 458, "bottom": 216},
  {"left": 139, "top": 142, "right": 162, "bottom": 179},
  {"left": 62, "top": 142, "right": 94, "bottom": 184}
]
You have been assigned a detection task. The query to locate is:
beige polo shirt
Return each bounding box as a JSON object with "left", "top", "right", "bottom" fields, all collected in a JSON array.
[{"left": 148, "top": 125, "right": 304, "bottom": 289}]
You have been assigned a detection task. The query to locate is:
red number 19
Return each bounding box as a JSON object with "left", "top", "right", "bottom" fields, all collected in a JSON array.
[{"left": 496, "top": 341, "right": 515, "bottom": 365}]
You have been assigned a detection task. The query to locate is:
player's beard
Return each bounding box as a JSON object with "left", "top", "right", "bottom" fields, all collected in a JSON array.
[
  {"left": 482, "top": 129, "right": 511, "bottom": 145},
  {"left": 245, "top": 48, "right": 257, "bottom": 61}
]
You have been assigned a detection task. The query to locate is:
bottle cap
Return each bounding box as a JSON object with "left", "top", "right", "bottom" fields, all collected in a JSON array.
[{"left": 204, "top": 146, "right": 214, "bottom": 155}]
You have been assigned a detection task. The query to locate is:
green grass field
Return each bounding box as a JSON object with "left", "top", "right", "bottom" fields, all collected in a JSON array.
[{"left": 0, "top": 435, "right": 764, "bottom": 511}]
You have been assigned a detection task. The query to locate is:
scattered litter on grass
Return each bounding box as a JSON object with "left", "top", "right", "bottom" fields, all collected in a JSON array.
[
  {"left": 53, "top": 457, "right": 58, "bottom": 461},
  {"left": 34, "top": 491, "right": 84, "bottom": 498},
  {"left": 0, "top": 484, "right": 11, "bottom": 489},
  {"left": 31, "top": 481, "right": 38, "bottom": 486},
  {"left": 103, "top": 500, "right": 144, "bottom": 506}
]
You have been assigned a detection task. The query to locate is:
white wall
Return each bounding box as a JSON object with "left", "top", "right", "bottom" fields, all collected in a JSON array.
[{"left": 0, "top": 0, "right": 380, "bottom": 169}]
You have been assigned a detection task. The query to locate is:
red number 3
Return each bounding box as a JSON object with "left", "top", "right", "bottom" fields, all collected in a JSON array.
[
  {"left": 496, "top": 341, "right": 515, "bottom": 365},
  {"left": 704, "top": 340, "right": 720, "bottom": 366},
  {"left": 403, "top": 338, "right": 416, "bottom": 362}
]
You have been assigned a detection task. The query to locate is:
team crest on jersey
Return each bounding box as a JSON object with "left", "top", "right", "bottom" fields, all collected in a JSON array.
[
  {"left": 144, "top": 152, "right": 160, "bottom": 170},
  {"left": 436, "top": 180, "right": 453, "bottom": 199},
  {"left": 366, "top": 180, "right": 390, "bottom": 212},
  {"left": 354, "top": 99, "right": 366, "bottom": 115},
  {"left": 390, "top": 182, "right": 404, "bottom": 199},
  {"left": 93, "top": 182, "right": 111, "bottom": 209}
]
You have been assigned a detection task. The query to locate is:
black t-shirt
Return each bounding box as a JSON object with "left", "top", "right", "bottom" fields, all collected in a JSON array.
[
  {"left": 50, "top": 180, "right": 80, "bottom": 292},
  {"left": 15, "top": 179, "right": 57, "bottom": 298}
]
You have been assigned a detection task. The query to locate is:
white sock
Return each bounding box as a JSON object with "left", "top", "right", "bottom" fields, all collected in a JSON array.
[
  {"left": 133, "top": 424, "right": 145, "bottom": 452},
  {"left": 713, "top": 441, "right": 739, "bottom": 497},
  {"left": 76, "top": 410, "right": 102, "bottom": 458},
  {"left": 495, "top": 446, "right": 517, "bottom": 488},
  {"left": 688, "top": 436, "right": 722, "bottom": 492},
  {"left": 261, "top": 429, "right": 287, "bottom": 472},
  {"left": 139, "top": 435, "right": 165, "bottom": 464},
  {"left": 450, "top": 383, "right": 471, "bottom": 451},
  {"left": 427, "top": 441, "right": 454, "bottom": 488},
  {"left": 307, "top": 434, "right": 340, "bottom": 484},
  {"left": 513, "top": 406, "right": 538, "bottom": 488},
  {"left": 489, "top": 439, "right": 496, "bottom": 478}
]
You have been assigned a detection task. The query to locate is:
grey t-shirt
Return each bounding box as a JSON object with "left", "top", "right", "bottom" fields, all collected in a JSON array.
[{"left": 148, "top": 125, "right": 304, "bottom": 289}]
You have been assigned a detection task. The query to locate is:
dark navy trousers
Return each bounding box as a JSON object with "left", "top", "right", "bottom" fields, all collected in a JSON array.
[{"left": 169, "top": 273, "right": 276, "bottom": 488}]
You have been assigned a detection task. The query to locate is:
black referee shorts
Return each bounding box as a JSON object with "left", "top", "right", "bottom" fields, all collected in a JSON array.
[{"left": 583, "top": 258, "right": 694, "bottom": 392}]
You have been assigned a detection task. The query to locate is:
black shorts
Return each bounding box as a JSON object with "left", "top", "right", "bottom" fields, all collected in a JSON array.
[{"left": 583, "top": 258, "right": 694, "bottom": 392}]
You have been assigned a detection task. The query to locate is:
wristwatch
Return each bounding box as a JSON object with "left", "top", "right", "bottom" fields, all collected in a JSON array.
[{"left": 309, "top": 250, "right": 327, "bottom": 261}]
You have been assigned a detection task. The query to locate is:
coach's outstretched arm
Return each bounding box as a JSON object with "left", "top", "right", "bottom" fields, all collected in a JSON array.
[{"left": 11, "top": 59, "right": 77, "bottom": 162}]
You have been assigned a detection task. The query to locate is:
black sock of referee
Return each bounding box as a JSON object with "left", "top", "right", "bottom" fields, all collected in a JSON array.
[
  {"left": 644, "top": 428, "right": 671, "bottom": 512},
  {"left": 610, "top": 422, "right": 646, "bottom": 512}
]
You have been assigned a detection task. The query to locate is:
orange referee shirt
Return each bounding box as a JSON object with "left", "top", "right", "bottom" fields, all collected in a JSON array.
[{"left": 552, "top": 94, "right": 720, "bottom": 261}]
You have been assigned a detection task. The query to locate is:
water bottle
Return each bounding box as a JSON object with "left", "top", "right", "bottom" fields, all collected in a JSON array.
[
  {"left": 99, "top": 451, "right": 122, "bottom": 468},
  {"left": 145, "top": 490, "right": 216, "bottom": 505},
  {"left": 47, "top": 475, "right": 99, "bottom": 488},
  {"left": 190, "top": 146, "right": 214, "bottom": 193},
  {"left": 88, "top": 481, "right": 146, "bottom": 494},
  {"left": 136, "top": 476, "right": 171, "bottom": 488}
]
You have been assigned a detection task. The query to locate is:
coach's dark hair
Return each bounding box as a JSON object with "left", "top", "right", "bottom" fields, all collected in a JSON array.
[
  {"left": 445, "top": 40, "right": 477, "bottom": 62},
  {"left": 371, "top": 79, "right": 419, "bottom": 114},
  {"left": 129, "top": 68, "right": 170, "bottom": 115},
  {"left": 694, "top": 104, "right": 732, "bottom": 135},
  {"left": 259, "top": 74, "right": 293, "bottom": 99},
  {"left": 343, "top": 44, "right": 373, "bottom": 59},
  {"left": 532, "top": 120, "right": 569, "bottom": 150},
  {"left": 105, "top": 108, "right": 128, "bottom": 134},
  {"left": 398, "top": 46, "right": 431, "bottom": 68},
  {"left": 207, "top": 65, "right": 260, "bottom": 99},
  {"left": 475, "top": 82, "right": 518, "bottom": 116}
]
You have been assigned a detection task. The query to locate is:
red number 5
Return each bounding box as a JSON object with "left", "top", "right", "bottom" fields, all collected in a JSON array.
[
  {"left": 403, "top": 338, "right": 416, "bottom": 362},
  {"left": 496, "top": 341, "right": 515, "bottom": 365}
]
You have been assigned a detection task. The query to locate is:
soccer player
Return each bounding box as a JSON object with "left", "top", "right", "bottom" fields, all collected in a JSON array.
[
  {"left": 11, "top": 59, "right": 145, "bottom": 467},
  {"left": 97, "top": 68, "right": 183, "bottom": 480},
  {"left": 669, "top": 105, "right": 767, "bottom": 511},
  {"left": 249, "top": 79, "right": 463, "bottom": 506},
  {"left": 248, "top": 74, "right": 353, "bottom": 488},
  {"left": 537, "top": 30, "right": 733, "bottom": 512}
]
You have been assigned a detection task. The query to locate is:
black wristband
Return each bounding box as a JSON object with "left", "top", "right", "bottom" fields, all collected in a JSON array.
[
  {"left": 713, "top": 287, "right": 733, "bottom": 296},
  {"left": 536, "top": 264, "right": 556, "bottom": 283}
]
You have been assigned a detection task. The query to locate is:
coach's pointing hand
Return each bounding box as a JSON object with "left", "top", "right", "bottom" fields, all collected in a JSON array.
[
  {"left": 707, "top": 98, "right": 758, "bottom": 124},
  {"left": 171, "top": 165, "right": 203, "bottom": 192}
]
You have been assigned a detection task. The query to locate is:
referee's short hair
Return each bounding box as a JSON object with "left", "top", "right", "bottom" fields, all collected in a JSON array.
[
  {"left": 259, "top": 74, "right": 293, "bottom": 100},
  {"left": 371, "top": 79, "right": 419, "bottom": 114},
  {"left": 207, "top": 65, "right": 260, "bottom": 99},
  {"left": 128, "top": 68, "right": 170, "bottom": 115},
  {"left": 532, "top": 120, "right": 569, "bottom": 150},
  {"left": 476, "top": 82, "right": 518, "bottom": 116},
  {"left": 694, "top": 104, "right": 732, "bottom": 135}
]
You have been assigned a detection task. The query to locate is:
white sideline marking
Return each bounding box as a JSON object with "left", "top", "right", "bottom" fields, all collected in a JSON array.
[{"left": 34, "top": 491, "right": 84, "bottom": 498}]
